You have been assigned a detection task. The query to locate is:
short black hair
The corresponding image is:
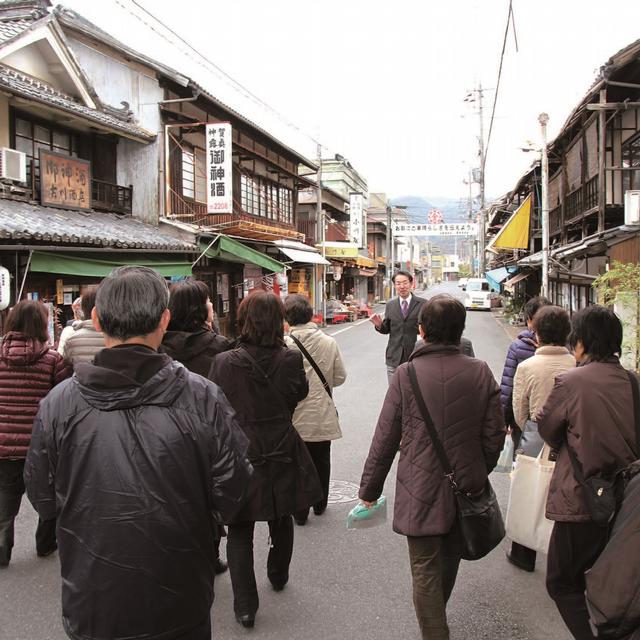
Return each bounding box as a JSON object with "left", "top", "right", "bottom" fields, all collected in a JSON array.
[
  {"left": 532, "top": 305, "right": 571, "bottom": 346},
  {"left": 95, "top": 266, "right": 169, "bottom": 341},
  {"left": 284, "top": 294, "right": 313, "bottom": 326},
  {"left": 569, "top": 305, "right": 622, "bottom": 361},
  {"left": 392, "top": 270, "right": 413, "bottom": 283},
  {"left": 168, "top": 279, "right": 210, "bottom": 332},
  {"left": 523, "top": 296, "right": 551, "bottom": 323},
  {"left": 80, "top": 286, "right": 98, "bottom": 321},
  {"left": 418, "top": 294, "right": 466, "bottom": 345}
]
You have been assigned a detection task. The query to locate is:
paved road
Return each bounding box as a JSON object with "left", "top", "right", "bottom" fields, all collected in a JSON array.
[{"left": 1, "top": 282, "right": 570, "bottom": 639}]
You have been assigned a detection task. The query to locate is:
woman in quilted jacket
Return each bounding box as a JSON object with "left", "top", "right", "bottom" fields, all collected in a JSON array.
[{"left": 0, "top": 300, "right": 72, "bottom": 567}]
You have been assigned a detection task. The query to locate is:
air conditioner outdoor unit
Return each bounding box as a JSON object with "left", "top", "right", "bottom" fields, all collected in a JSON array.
[
  {"left": 0, "top": 147, "right": 26, "bottom": 183},
  {"left": 624, "top": 189, "right": 640, "bottom": 225}
]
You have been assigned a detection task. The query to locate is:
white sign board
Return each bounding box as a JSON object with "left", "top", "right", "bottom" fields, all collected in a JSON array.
[
  {"left": 0, "top": 267, "right": 9, "bottom": 310},
  {"left": 349, "top": 192, "right": 364, "bottom": 247},
  {"left": 392, "top": 222, "right": 478, "bottom": 237},
  {"left": 206, "top": 123, "right": 233, "bottom": 214}
]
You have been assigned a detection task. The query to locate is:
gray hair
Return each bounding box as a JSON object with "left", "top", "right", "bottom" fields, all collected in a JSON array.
[{"left": 95, "top": 266, "right": 169, "bottom": 340}]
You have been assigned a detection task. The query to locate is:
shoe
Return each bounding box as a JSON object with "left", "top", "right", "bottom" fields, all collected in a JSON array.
[
  {"left": 235, "top": 614, "right": 255, "bottom": 628},
  {"left": 294, "top": 516, "right": 307, "bottom": 526},
  {"left": 313, "top": 506, "right": 326, "bottom": 516},
  {"left": 37, "top": 544, "right": 57, "bottom": 558},
  {"left": 214, "top": 558, "right": 228, "bottom": 575},
  {"left": 506, "top": 550, "right": 535, "bottom": 572},
  {"left": 271, "top": 581, "right": 286, "bottom": 592}
]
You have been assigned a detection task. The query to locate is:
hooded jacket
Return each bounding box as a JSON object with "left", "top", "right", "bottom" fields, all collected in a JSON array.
[
  {"left": 24, "top": 344, "right": 252, "bottom": 640},
  {"left": 160, "top": 328, "right": 230, "bottom": 378},
  {"left": 60, "top": 319, "right": 105, "bottom": 366},
  {"left": 285, "top": 322, "right": 346, "bottom": 442},
  {"left": 499, "top": 329, "right": 537, "bottom": 427},
  {"left": 359, "top": 343, "right": 505, "bottom": 537},
  {"left": 0, "top": 331, "right": 71, "bottom": 459}
]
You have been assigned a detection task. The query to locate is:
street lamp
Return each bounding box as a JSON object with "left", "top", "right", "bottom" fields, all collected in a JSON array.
[{"left": 539, "top": 113, "right": 550, "bottom": 299}]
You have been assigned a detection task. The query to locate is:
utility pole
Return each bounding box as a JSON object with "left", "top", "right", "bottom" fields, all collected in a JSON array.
[
  {"left": 539, "top": 112, "right": 550, "bottom": 299},
  {"left": 477, "top": 84, "right": 486, "bottom": 277},
  {"left": 386, "top": 202, "right": 393, "bottom": 300},
  {"left": 315, "top": 143, "right": 323, "bottom": 317}
]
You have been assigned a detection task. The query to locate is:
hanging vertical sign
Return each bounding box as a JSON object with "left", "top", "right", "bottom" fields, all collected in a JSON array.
[
  {"left": 206, "top": 122, "right": 233, "bottom": 214},
  {"left": 349, "top": 192, "right": 364, "bottom": 247}
]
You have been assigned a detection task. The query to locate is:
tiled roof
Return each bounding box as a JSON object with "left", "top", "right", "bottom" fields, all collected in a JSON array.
[
  {"left": 0, "top": 64, "right": 156, "bottom": 141},
  {"left": 0, "top": 197, "right": 197, "bottom": 251},
  {"left": 0, "top": 17, "right": 31, "bottom": 43}
]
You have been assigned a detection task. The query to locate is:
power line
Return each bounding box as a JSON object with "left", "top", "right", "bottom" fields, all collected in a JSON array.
[
  {"left": 115, "top": 0, "right": 327, "bottom": 151},
  {"left": 483, "top": 0, "right": 515, "bottom": 176}
]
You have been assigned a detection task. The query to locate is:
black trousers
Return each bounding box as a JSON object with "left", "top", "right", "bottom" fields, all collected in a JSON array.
[
  {"left": 226, "top": 516, "right": 294, "bottom": 617},
  {"left": 0, "top": 459, "right": 56, "bottom": 566},
  {"left": 546, "top": 521, "right": 609, "bottom": 640},
  {"left": 296, "top": 440, "right": 331, "bottom": 520},
  {"left": 407, "top": 525, "right": 462, "bottom": 640}
]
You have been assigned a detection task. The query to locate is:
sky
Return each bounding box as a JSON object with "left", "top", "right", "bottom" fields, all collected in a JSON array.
[{"left": 62, "top": 0, "right": 640, "bottom": 202}]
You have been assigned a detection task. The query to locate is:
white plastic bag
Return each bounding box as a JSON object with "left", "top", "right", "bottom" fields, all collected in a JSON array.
[
  {"left": 505, "top": 452, "right": 555, "bottom": 554},
  {"left": 494, "top": 436, "right": 514, "bottom": 473}
]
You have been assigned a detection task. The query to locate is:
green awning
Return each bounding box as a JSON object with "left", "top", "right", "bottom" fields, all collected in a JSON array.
[
  {"left": 200, "top": 236, "right": 285, "bottom": 273},
  {"left": 30, "top": 251, "right": 193, "bottom": 277}
]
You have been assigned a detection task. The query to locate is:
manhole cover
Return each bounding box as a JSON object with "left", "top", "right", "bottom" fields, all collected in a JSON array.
[{"left": 327, "top": 480, "right": 360, "bottom": 504}]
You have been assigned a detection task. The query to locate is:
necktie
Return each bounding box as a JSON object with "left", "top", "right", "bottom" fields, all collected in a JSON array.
[{"left": 401, "top": 299, "right": 409, "bottom": 317}]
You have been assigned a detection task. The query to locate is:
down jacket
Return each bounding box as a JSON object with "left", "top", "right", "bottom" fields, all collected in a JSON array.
[
  {"left": 285, "top": 322, "right": 347, "bottom": 442},
  {"left": 359, "top": 343, "right": 505, "bottom": 537},
  {"left": 60, "top": 320, "right": 105, "bottom": 366},
  {"left": 538, "top": 358, "right": 638, "bottom": 522},
  {"left": 0, "top": 332, "right": 71, "bottom": 459},
  {"left": 499, "top": 329, "right": 537, "bottom": 427},
  {"left": 24, "top": 344, "right": 252, "bottom": 640},
  {"left": 208, "top": 343, "right": 323, "bottom": 522},
  {"left": 161, "top": 328, "right": 230, "bottom": 377}
]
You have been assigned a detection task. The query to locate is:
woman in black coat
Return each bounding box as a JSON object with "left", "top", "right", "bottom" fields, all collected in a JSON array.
[
  {"left": 160, "top": 279, "right": 231, "bottom": 574},
  {"left": 208, "top": 291, "right": 322, "bottom": 629}
]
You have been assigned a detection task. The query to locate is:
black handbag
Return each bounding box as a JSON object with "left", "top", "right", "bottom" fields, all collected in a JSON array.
[
  {"left": 408, "top": 363, "right": 505, "bottom": 561},
  {"left": 566, "top": 370, "right": 640, "bottom": 527},
  {"left": 517, "top": 419, "right": 545, "bottom": 457}
]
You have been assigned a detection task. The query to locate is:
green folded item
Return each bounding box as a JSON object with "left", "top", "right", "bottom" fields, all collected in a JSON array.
[{"left": 346, "top": 496, "right": 387, "bottom": 529}]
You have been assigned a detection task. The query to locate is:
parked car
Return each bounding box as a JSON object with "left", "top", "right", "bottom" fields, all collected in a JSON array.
[
  {"left": 464, "top": 278, "right": 496, "bottom": 310},
  {"left": 458, "top": 277, "right": 469, "bottom": 290}
]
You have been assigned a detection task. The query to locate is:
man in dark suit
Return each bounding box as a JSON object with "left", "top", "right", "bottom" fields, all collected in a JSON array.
[{"left": 370, "top": 270, "right": 424, "bottom": 380}]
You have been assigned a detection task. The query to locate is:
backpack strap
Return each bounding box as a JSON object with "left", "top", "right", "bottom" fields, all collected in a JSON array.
[{"left": 289, "top": 333, "right": 332, "bottom": 399}]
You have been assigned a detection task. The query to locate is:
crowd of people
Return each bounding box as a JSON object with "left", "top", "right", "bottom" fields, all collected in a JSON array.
[{"left": 0, "top": 266, "right": 637, "bottom": 640}]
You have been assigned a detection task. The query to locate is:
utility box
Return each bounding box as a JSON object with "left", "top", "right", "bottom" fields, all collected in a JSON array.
[{"left": 624, "top": 190, "right": 640, "bottom": 225}]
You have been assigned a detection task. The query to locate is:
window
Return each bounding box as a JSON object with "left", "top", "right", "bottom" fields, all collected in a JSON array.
[
  {"left": 13, "top": 113, "right": 78, "bottom": 188},
  {"left": 622, "top": 133, "right": 640, "bottom": 192},
  {"left": 181, "top": 149, "right": 195, "bottom": 199},
  {"left": 240, "top": 172, "right": 293, "bottom": 224},
  {"left": 181, "top": 146, "right": 206, "bottom": 202}
]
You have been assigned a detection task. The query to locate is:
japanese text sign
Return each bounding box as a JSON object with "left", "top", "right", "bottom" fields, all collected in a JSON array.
[
  {"left": 206, "top": 123, "right": 233, "bottom": 214},
  {"left": 392, "top": 222, "right": 478, "bottom": 237},
  {"left": 349, "top": 192, "right": 364, "bottom": 247},
  {"left": 39, "top": 150, "right": 91, "bottom": 211}
]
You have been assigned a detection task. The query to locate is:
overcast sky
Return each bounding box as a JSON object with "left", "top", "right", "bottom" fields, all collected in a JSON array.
[{"left": 64, "top": 0, "right": 640, "bottom": 202}]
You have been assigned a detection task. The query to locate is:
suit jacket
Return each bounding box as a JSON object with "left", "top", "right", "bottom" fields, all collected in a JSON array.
[{"left": 376, "top": 295, "right": 424, "bottom": 368}]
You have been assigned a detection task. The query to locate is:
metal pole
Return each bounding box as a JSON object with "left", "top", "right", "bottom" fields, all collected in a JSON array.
[
  {"left": 315, "top": 143, "right": 323, "bottom": 315},
  {"left": 539, "top": 112, "right": 550, "bottom": 299},
  {"left": 478, "top": 84, "right": 486, "bottom": 277},
  {"left": 386, "top": 202, "right": 392, "bottom": 299}
]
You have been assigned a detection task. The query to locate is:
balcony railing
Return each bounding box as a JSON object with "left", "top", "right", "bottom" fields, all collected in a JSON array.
[
  {"left": 550, "top": 205, "right": 562, "bottom": 234},
  {"left": 565, "top": 175, "right": 599, "bottom": 223},
  {"left": 91, "top": 179, "right": 133, "bottom": 215}
]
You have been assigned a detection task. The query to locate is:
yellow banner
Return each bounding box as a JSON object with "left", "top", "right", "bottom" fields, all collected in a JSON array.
[{"left": 492, "top": 194, "right": 531, "bottom": 250}]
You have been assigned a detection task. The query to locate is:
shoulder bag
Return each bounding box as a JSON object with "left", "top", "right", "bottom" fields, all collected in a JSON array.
[
  {"left": 566, "top": 370, "right": 640, "bottom": 527},
  {"left": 408, "top": 363, "right": 505, "bottom": 561},
  {"left": 289, "top": 333, "right": 332, "bottom": 398}
]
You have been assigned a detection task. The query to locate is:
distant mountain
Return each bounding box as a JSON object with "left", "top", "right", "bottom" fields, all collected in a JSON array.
[{"left": 390, "top": 195, "right": 470, "bottom": 224}]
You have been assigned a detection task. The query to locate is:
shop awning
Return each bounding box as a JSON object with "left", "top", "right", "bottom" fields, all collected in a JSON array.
[
  {"left": 272, "top": 240, "right": 330, "bottom": 265},
  {"left": 201, "top": 236, "right": 285, "bottom": 273},
  {"left": 485, "top": 266, "right": 517, "bottom": 291},
  {"left": 503, "top": 271, "right": 532, "bottom": 292},
  {"left": 487, "top": 194, "right": 532, "bottom": 252},
  {"left": 30, "top": 251, "right": 193, "bottom": 277}
]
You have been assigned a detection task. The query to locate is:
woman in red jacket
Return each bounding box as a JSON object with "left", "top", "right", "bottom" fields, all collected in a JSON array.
[{"left": 0, "top": 300, "right": 72, "bottom": 567}]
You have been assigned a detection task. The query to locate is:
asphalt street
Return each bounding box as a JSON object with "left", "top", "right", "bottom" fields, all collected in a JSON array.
[{"left": 1, "top": 282, "right": 571, "bottom": 640}]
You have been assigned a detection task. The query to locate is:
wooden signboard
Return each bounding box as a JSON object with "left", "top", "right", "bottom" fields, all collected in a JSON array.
[{"left": 39, "top": 149, "right": 91, "bottom": 211}]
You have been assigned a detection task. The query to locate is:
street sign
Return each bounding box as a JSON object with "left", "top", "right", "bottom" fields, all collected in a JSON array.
[{"left": 392, "top": 222, "right": 478, "bottom": 236}]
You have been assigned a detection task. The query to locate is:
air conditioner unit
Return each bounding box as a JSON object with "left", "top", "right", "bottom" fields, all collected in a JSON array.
[
  {"left": 624, "top": 190, "right": 640, "bottom": 225},
  {"left": 0, "top": 148, "right": 26, "bottom": 183}
]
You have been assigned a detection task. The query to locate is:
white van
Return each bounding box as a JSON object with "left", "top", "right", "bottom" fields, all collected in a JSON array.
[{"left": 464, "top": 278, "right": 494, "bottom": 310}]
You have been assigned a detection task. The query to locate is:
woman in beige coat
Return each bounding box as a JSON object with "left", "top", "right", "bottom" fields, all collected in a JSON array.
[
  {"left": 509, "top": 305, "right": 575, "bottom": 572},
  {"left": 284, "top": 294, "right": 346, "bottom": 525}
]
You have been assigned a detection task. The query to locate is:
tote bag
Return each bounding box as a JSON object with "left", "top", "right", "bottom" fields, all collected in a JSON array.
[{"left": 505, "top": 452, "right": 555, "bottom": 554}]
